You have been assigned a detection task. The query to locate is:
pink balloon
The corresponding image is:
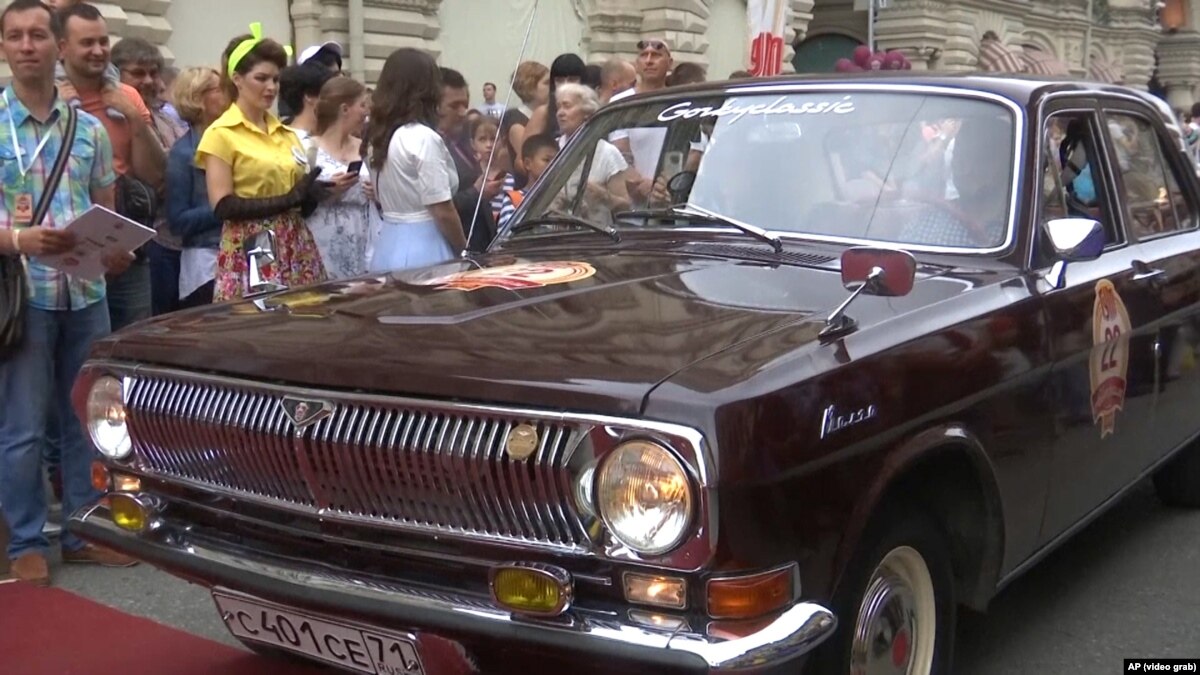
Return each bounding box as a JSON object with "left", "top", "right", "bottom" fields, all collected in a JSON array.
[
  {"left": 883, "top": 51, "right": 906, "bottom": 70},
  {"left": 834, "top": 58, "right": 857, "bottom": 73},
  {"left": 853, "top": 45, "right": 873, "bottom": 67}
]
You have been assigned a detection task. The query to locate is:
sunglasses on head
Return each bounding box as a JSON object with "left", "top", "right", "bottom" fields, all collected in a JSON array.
[{"left": 637, "top": 40, "right": 669, "bottom": 52}]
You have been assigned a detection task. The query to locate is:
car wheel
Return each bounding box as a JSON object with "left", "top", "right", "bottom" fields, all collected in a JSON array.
[
  {"left": 1152, "top": 442, "right": 1200, "bottom": 508},
  {"left": 808, "top": 508, "right": 956, "bottom": 675}
]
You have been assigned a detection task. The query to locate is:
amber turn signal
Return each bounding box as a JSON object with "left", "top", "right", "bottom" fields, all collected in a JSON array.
[
  {"left": 706, "top": 566, "right": 795, "bottom": 620},
  {"left": 91, "top": 461, "right": 110, "bottom": 492},
  {"left": 110, "top": 494, "right": 150, "bottom": 533},
  {"left": 489, "top": 564, "right": 572, "bottom": 617}
]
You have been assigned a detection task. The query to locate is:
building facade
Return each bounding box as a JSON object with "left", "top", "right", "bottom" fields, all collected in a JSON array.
[{"left": 5, "top": 1, "right": 1200, "bottom": 111}]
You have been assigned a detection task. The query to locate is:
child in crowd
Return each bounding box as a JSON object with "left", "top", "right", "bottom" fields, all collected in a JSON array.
[
  {"left": 48, "top": 0, "right": 125, "bottom": 119},
  {"left": 497, "top": 134, "right": 558, "bottom": 229},
  {"left": 469, "top": 116, "right": 512, "bottom": 220}
]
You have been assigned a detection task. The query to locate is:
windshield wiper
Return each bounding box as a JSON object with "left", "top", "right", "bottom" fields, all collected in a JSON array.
[
  {"left": 615, "top": 203, "right": 782, "bottom": 253},
  {"left": 509, "top": 210, "right": 621, "bottom": 242}
]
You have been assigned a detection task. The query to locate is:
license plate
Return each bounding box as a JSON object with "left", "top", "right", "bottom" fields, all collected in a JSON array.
[{"left": 213, "top": 590, "right": 426, "bottom": 674}]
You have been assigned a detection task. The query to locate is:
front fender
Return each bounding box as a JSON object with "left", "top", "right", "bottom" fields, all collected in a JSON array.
[{"left": 832, "top": 423, "right": 1007, "bottom": 610}]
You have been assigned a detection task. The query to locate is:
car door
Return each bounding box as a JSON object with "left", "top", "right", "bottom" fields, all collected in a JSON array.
[
  {"left": 1100, "top": 102, "right": 1200, "bottom": 458},
  {"left": 1034, "top": 102, "right": 1164, "bottom": 543}
]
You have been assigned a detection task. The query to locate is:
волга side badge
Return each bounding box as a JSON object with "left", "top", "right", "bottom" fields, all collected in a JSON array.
[{"left": 1090, "top": 279, "right": 1132, "bottom": 438}]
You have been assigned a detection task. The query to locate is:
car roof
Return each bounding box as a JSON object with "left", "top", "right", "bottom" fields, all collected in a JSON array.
[{"left": 622, "top": 71, "right": 1146, "bottom": 109}]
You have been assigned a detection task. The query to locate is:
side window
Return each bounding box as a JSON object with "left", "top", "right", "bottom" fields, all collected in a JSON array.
[
  {"left": 1105, "top": 112, "right": 1195, "bottom": 238},
  {"left": 1040, "top": 111, "right": 1120, "bottom": 250}
]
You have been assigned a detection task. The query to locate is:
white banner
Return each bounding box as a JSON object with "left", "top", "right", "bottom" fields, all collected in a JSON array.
[{"left": 747, "top": 0, "right": 788, "bottom": 77}]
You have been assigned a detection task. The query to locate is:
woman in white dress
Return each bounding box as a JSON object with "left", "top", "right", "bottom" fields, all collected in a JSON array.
[
  {"left": 366, "top": 49, "right": 467, "bottom": 271},
  {"left": 305, "top": 77, "right": 372, "bottom": 279}
]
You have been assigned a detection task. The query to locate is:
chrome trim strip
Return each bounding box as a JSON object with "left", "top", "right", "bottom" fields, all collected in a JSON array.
[{"left": 73, "top": 507, "right": 836, "bottom": 672}]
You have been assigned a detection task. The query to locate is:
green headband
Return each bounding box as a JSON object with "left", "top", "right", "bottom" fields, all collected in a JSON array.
[{"left": 227, "top": 22, "right": 293, "bottom": 78}]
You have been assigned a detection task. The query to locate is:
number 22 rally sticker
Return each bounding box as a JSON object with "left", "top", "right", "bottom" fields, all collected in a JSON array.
[{"left": 1090, "top": 279, "right": 1132, "bottom": 438}]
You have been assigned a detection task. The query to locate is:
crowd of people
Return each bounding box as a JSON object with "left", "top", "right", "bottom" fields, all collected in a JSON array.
[{"left": 0, "top": 0, "right": 743, "bottom": 586}]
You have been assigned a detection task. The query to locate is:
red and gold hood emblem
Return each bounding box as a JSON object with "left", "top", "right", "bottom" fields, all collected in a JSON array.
[{"left": 420, "top": 261, "right": 597, "bottom": 291}]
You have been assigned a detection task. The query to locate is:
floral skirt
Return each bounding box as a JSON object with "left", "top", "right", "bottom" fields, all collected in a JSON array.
[{"left": 213, "top": 211, "right": 327, "bottom": 302}]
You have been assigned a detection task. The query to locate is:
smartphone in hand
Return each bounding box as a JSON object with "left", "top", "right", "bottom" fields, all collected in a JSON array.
[{"left": 346, "top": 160, "right": 364, "bottom": 175}]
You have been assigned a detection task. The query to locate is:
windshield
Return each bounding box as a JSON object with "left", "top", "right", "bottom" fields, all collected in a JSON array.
[{"left": 505, "top": 89, "right": 1019, "bottom": 251}]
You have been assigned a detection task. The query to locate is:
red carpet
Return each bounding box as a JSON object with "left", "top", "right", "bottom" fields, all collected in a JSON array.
[{"left": 0, "top": 580, "right": 330, "bottom": 674}]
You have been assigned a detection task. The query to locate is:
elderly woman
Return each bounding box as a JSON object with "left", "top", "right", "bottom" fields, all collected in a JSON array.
[
  {"left": 166, "top": 67, "right": 229, "bottom": 307},
  {"left": 551, "top": 83, "right": 632, "bottom": 221}
]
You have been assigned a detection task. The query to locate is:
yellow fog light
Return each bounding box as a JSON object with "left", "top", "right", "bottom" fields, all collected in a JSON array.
[
  {"left": 110, "top": 494, "right": 150, "bottom": 533},
  {"left": 623, "top": 572, "right": 687, "bottom": 610},
  {"left": 489, "top": 564, "right": 572, "bottom": 617}
]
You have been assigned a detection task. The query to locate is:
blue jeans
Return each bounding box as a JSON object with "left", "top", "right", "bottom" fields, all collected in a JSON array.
[
  {"left": 107, "top": 255, "right": 151, "bottom": 333},
  {"left": 0, "top": 300, "right": 110, "bottom": 558},
  {"left": 146, "top": 240, "right": 181, "bottom": 316}
]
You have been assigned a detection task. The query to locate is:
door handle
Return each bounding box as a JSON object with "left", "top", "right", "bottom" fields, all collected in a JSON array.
[{"left": 1131, "top": 260, "right": 1168, "bottom": 285}]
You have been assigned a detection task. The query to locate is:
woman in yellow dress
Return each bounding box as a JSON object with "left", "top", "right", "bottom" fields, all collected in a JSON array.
[{"left": 197, "top": 24, "right": 330, "bottom": 301}]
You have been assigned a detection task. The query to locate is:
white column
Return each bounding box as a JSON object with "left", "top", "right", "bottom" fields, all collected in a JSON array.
[
  {"left": 1156, "top": 31, "right": 1200, "bottom": 107},
  {"left": 871, "top": 0, "right": 964, "bottom": 71},
  {"left": 1109, "top": 0, "right": 1164, "bottom": 90},
  {"left": 307, "top": 0, "right": 443, "bottom": 85},
  {"left": 638, "top": 0, "right": 711, "bottom": 65},
  {"left": 583, "top": 0, "right": 645, "bottom": 62}
]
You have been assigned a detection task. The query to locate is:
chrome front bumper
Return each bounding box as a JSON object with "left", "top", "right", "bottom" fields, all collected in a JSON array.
[{"left": 70, "top": 504, "right": 837, "bottom": 673}]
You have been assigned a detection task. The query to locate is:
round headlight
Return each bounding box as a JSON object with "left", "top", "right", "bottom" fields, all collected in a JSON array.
[
  {"left": 87, "top": 376, "right": 131, "bottom": 460},
  {"left": 596, "top": 440, "right": 693, "bottom": 555}
]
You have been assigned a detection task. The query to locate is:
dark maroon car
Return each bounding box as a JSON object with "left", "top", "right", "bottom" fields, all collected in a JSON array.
[{"left": 71, "top": 74, "right": 1200, "bottom": 675}]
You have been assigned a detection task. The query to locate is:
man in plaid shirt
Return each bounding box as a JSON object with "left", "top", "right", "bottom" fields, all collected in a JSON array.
[{"left": 0, "top": 0, "right": 138, "bottom": 586}]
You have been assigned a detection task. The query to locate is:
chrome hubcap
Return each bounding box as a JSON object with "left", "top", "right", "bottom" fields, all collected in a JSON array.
[{"left": 849, "top": 546, "right": 936, "bottom": 675}]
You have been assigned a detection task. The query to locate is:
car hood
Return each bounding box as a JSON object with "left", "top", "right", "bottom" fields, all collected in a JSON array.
[{"left": 94, "top": 249, "right": 970, "bottom": 415}]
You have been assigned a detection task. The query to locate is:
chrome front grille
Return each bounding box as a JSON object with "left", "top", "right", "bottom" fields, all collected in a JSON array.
[{"left": 125, "top": 375, "right": 591, "bottom": 550}]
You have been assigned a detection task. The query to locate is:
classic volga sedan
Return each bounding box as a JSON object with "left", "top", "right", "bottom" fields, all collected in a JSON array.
[{"left": 71, "top": 74, "right": 1200, "bottom": 675}]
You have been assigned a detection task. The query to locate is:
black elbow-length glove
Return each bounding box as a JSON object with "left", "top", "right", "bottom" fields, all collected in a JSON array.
[{"left": 213, "top": 167, "right": 329, "bottom": 222}]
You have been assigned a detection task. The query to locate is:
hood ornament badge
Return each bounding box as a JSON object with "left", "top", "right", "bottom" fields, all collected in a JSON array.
[
  {"left": 281, "top": 397, "right": 334, "bottom": 433},
  {"left": 506, "top": 424, "right": 540, "bottom": 461}
]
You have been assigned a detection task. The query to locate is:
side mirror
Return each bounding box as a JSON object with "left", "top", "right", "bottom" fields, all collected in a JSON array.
[
  {"left": 1044, "top": 218, "right": 1104, "bottom": 262},
  {"left": 822, "top": 247, "right": 917, "bottom": 341},
  {"left": 840, "top": 246, "right": 917, "bottom": 297}
]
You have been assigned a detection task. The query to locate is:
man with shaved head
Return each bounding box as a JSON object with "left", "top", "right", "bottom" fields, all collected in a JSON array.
[{"left": 599, "top": 57, "right": 635, "bottom": 105}]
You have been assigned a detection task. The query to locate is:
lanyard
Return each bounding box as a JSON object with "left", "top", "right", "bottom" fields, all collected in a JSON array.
[{"left": 3, "top": 89, "right": 56, "bottom": 178}]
